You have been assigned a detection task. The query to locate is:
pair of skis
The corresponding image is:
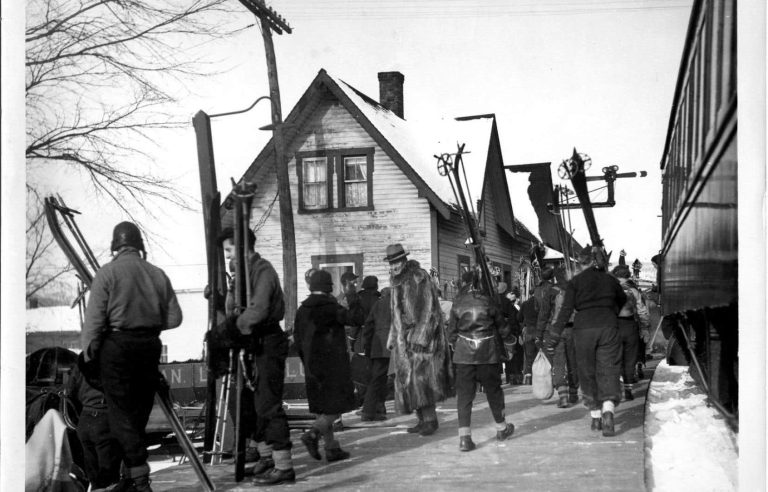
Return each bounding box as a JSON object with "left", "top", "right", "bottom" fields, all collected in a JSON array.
[
  {"left": 436, "top": 145, "right": 509, "bottom": 360},
  {"left": 194, "top": 110, "right": 259, "bottom": 482},
  {"left": 43, "top": 196, "right": 215, "bottom": 491}
]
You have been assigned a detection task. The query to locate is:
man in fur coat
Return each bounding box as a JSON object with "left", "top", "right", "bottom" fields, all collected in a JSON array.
[{"left": 385, "top": 243, "right": 453, "bottom": 436}]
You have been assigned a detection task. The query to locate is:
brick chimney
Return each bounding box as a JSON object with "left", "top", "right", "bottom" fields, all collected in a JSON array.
[{"left": 378, "top": 71, "right": 404, "bottom": 118}]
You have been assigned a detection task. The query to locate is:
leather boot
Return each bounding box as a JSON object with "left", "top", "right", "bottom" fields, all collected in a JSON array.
[
  {"left": 523, "top": 374, "right": 532, "bottom": 385},
  {"left": 590, "top": 417, "right": 602, "bottom": 431},
  {"left": 131, "top": 476, "right": 152, "bottom": 492},
  {"left": 325, "top": 447, "right": 351, "bottom": 462},
  {"left": 419, "top": 420, "right": 439, "bottom": 436},
  {"left": 459, "top": 436, "right": 476, "bottom": 452},
  {"left": 251, "top": 468, "right": 296, "bottom": 486},
  {"left": 601, "top": 412, "right": 615, "bottom": 437},
  {"left": 300, "top": 429, "right": 322, "bottom": 460},
  {"left": 406, "top": 420, "right": 424, "bottom": 434},
  {"left": 496, "top": 423, "right": 515, "bottom": 441},
  {"left": 557, "top": 395, "right": 570, "bottom": 408},
  {"left": 244, "top": 457, "right": 275, "bottom": 477},
  {"left": 624, "top": 388, "right": 634, "bottom": 401}
]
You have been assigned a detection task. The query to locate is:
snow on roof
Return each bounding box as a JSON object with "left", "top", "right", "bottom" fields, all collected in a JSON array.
[
  {"left": 335, "top": 77, "right": 491, "bottom": 208},
  {"left": 26, "top": 305, "right": 81, "bottom": 333}
]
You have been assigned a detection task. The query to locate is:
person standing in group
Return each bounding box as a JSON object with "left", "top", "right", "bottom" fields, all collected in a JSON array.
[
  {"left": 517, "top": 294, "right": 539, "bottom": 385},
  {"left": 385, "top": 243, "right": 453, "bottom": 436},
  {"left": 65, "top": 353, "right": 122, "bottom": 490},
  {"left": 498, "top": 283, "right": 523, "bottom": 385},
  {"left": 546, "top": 246, "right": 626, "bottom": 436},
  {"left": 82, "top": 222, "right": 183, "bottom": 492},
  {"left": 447, "top": 270, "right": 515, "bottom": 452},
  {"left": 294, "top": 270, "right": 362, "bottom": 463},
  {"left": 535, "top": 266, "right": 578, "bottom": 408},
  {"left": 360, "top": 287, "right": 393, "bottom": 421},
  {"left": 611, "top": 265, "right": 651, "bottom": 401},
  {"left": 219, "top": 227, "right": 295, "bottom": 486}
]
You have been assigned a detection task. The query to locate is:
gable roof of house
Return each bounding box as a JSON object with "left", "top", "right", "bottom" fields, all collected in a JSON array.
[{"left": 239, "top": 69, "right": 515, "bottom": 231}]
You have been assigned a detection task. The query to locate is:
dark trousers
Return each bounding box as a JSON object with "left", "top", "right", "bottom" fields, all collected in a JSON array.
[
  {"left": 253, "top": 333, "right": 291, "bottom": 450},
  {"left": 552, "top": 328, "right": 579, "bottom": 397},
  {"left": 77, "top": 409, "right": 122, "bottom": 488},
  {"left": 504, "top": 344, "right": 524, "bottom": 382},
  {"left": 455, "top": 363, "right": 505, "bottom": 428},
  {"left": 362, "top": 358, "right": 390, "bottom": 417},
  {"left": 617, "top": 318, "right": 640, "bottom": 384},
  {"left": 228, "top": 382, "right": 257, "bottom": 442},
  {"left": 523, "top": 339, "right": 537, "bottom": 375},
  {"left": 573, "top": 325, "right": 621, "bottom": 409},
  {"left": 99, "top": 331, "right": 161, "bottom": 468}
]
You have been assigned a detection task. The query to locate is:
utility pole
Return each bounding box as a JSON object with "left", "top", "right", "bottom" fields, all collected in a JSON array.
[{"left": 237, "top": 0, "right": 297, "bottom": 332}]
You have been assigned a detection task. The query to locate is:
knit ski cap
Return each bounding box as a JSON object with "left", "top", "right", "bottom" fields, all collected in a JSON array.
[
  {"left": 361, "top": 275, "right": 379, "bottom": 290},
  {"left": 309, "top": 270, "right": 333, "bottom": 293}
]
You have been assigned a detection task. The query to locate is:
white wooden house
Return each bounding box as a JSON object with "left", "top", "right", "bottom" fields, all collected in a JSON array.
[{"left": 228, "top": 69, "right": 540, "bottom": 302}]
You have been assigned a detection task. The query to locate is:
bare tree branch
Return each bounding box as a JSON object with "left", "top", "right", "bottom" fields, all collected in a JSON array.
[{"left": 26, "top": 0, "right": 245, "bottom": 297}]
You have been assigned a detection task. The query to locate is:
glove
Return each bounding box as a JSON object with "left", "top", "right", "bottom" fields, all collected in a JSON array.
[
  {"left": 543, "top": 333, "right": 560, "bottom": 359},
  {"left": 640, "top": 329, "right": 651, "bottom": 344}
]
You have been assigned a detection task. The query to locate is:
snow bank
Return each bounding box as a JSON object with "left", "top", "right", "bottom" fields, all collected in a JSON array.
[{"left": 645, "top": 360, "right": 738, "bottom": 491}]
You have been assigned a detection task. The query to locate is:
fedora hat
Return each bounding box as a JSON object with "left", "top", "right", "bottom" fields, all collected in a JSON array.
[{"left": 383, "top": 243, "right": 409, "bottom": 263}]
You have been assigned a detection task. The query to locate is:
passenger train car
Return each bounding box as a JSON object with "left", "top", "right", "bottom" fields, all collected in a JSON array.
[{"left": 657, "top": 0, "right": 737, "bottom": 424}]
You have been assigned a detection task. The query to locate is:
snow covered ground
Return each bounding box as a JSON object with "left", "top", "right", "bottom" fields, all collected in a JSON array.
[{"left": 645, "top": 360, "right": 738, "bottom": 491}]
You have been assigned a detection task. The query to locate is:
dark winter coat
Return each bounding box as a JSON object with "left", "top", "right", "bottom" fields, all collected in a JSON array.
[
  {"left": 294, "top": 294, "right": 357, "bottom": 415},
  {"left": 447, "top": 289, "right": 509, "bottom": 365},
  {"left": 518, "top": 297, "right": 538, "bottom": 342},
  {"left": 533, "top": 280, "right": 558, "bottom": 339},
  {"left": 535, "top": 281, "right": 566, "bottom": 338},
  {"left": 551, "top": 267, "right": 627, "bottom": 337},
  {"left": 499, "top": 296, "right": 521, "bottom": 338},
  {"left": 348, "top": 288, "right": 380, "bottom": 353},
  {"left": 362, "top": 290, "right": 392, "bottom": 359},
  {"left": 388, "top": 260, "right": 454, "bottom": 414}
]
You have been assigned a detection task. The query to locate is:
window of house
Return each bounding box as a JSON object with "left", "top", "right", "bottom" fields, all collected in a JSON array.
[
  {"left": 300, "top": 156, "right": 330, "bottom": 210},
  {"left": 312, "top": 253, "right": 364, "bottom": 298},
  {"left": 342, "top": 156, "right": 368, "bottom": 208},
  {"left": 297, "top": 148, "right": 374, "bottom": 213}
]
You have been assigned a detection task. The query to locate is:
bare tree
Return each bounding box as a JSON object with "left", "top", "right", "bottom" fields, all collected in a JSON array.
[
  {"left": 25, "top": 0, "right": 243, "bottom": 216},
  {"left": 25, "top": 0, "right": 246, "bottom": 291}
]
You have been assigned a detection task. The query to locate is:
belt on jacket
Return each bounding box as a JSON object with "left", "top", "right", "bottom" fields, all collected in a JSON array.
[
  {"left": 458, "top": 334, "right": 494, "bottom": 349},
  {"left": 111, "top": 327, "right": 161, "bottom": 336}
]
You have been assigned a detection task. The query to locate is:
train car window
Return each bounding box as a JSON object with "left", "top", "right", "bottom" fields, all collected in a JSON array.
[
  {"left": 713, "top": 0, "right": 724, "bottom": 113},
  {"left": 722, "top": 0, "right": 736, "bottom": 108},
  {"left": 700, "top": 14, "right": 711, "bottom": 146}
]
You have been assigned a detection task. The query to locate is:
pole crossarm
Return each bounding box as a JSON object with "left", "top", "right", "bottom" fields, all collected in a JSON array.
[{"left": 238, "top": 0, "right": 292, "bottom": 33}]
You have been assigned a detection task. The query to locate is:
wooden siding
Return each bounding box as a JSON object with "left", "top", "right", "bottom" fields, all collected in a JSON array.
[
  {"left": 436, "top": 157, "right": 532, "bottom": 299},
  {"left": 248, "top": 98, "right": 434, "bottom": 301}
]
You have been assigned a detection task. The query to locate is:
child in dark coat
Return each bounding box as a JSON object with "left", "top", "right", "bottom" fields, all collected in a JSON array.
[
  {"left": 66, "top": 354, "right": 122, "bottom": 490},
  {"left": 294, "top": 270, "right": 363, "bottom": 462}
]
